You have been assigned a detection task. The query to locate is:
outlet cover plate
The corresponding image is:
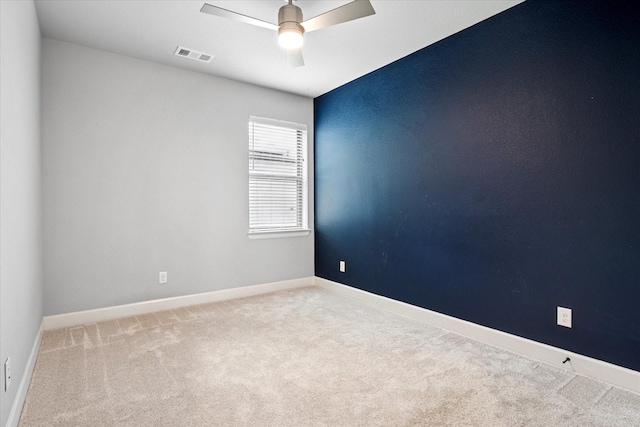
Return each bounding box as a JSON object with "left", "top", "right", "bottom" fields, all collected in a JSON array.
[
  {"left": 339, "top": 261, "right": 346, "bottom": 273},
  {"left": 557, "top": 306, "right": 572, "bottom": 328},
  {"left": 159, "top": 271, "right": 168, "bottom": 284},
  {"left": 4, "top": 358, "right": 11, "bottom": 391}
]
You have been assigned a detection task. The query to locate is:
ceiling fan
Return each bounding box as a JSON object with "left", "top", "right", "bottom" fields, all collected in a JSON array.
[{"left": 200, "top": 0, "right": 376, "bottom": 67}]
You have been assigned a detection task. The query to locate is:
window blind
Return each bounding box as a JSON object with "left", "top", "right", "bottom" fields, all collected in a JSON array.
[{"left": 249, "top": 116, "right": 308, "bottom": 233}]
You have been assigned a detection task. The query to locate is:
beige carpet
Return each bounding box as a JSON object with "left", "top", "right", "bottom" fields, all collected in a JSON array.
[{"left": 19, "top": 287, "right": 640, "bottom": 426}]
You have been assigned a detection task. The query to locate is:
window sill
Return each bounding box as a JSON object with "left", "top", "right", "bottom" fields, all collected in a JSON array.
[{"left": 248, "top": 229, "right": 311, "bottom": 240}]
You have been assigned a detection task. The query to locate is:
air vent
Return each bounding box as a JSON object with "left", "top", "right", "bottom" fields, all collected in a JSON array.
[{"left": 174, "top": 46, "right": 214, "bottom": 63}]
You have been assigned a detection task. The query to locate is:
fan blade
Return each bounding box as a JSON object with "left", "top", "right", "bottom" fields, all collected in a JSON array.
[
  {"left": 287, "top": 48, "right": 305, "bottom": 68},
  {"left": 301, "top": 0, "right": 375, "bottom": 33},
  {"left": 200, "top": 3, "right": 278, "bottom": 31}
]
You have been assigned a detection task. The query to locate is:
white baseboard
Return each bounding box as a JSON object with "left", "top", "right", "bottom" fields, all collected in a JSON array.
[
  {"left": 43, "top": 277, "right": 314, "bottom": 330},
  {"left": 315, "top": 277, "right": 640, "bottom": 394},
  {"left": 6, "top": 321, "right": 43, "bottom": 427},
  {"left": 34, "top": 276, "right": 640, "bottom": 395}
]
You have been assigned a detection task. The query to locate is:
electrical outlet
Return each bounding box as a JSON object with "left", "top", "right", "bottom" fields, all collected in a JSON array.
[
  {"left": 4, "top": 358, "right": 11, "bottom": 391},
  {"left": 159, "top": 271, "right": 168, "bottom": 284},
  {"left": 339, "top": 260, "right": 346, "bottom": 273},
  {"left": 557, "top": 306, "right": 572, "bottom": 328}
]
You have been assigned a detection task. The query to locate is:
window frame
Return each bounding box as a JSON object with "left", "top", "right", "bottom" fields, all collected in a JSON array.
[{"left": 248, "top": 116, "right": 310, "bottom": 239}]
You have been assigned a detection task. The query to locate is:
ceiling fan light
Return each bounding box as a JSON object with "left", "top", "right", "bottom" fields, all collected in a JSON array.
[{"left": 278, "top": 25, "right": 304, "bottom": 50}]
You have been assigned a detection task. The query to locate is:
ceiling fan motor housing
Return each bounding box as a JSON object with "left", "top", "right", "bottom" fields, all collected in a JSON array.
[{"left": 278, "top": 2, "right": 305, "bottom": 40}]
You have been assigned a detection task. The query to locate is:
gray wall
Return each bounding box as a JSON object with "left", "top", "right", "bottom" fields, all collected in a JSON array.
[
  {"left": 42, "top": 39, "right": 314, "bottom": 316},
  {"left": 0, "top": 1, "right": 44, "bottom": 425}
]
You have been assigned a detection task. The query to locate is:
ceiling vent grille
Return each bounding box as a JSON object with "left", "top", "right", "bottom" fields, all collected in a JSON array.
[{"left": 174, "top": 46, "right": 214, "bottom": 63}]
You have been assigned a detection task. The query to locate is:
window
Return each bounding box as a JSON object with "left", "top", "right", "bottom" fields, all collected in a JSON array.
[{"left": 248, "top": 116, "right": 308, "bottom": 236}]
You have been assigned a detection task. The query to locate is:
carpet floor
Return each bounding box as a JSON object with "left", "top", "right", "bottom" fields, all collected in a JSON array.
[{"left": 19, "top": 286, "right": 640, "bottom": 426}]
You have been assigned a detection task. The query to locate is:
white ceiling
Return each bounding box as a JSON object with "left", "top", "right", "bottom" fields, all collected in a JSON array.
[{"left": 34, "top": 0, "right": 523, "bottom": 98}]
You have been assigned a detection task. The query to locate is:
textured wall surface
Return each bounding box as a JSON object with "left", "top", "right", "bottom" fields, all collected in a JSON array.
[
  {"left": 314, "top": 0, "right": 640, "bottom": 371},
  {"left": 42, "top": 39, "right": 314, "bottom": 316}
]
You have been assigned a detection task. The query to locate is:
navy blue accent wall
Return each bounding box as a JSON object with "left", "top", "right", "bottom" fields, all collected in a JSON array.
[{"left": 314, "top": 0, "right": 640, "bottom": 371}]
